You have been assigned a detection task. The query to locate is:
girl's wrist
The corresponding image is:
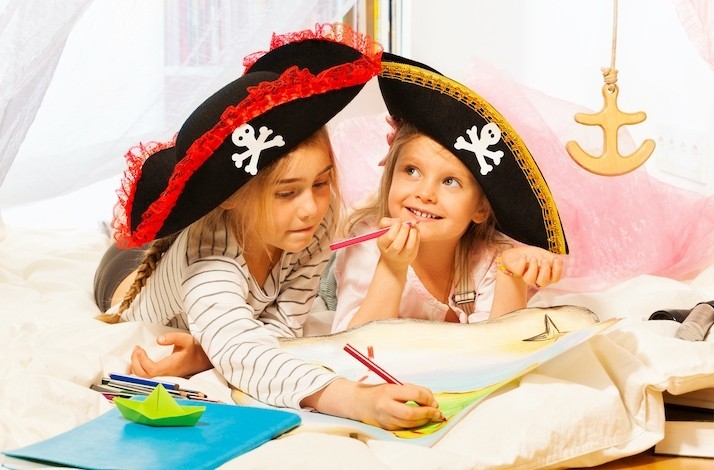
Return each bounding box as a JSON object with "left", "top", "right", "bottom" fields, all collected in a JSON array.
[
  {"left": 495, "top": 256, "right": 520, "bottom": 278},
  {"left": 302, "top": 378, "right": 354, "bottom": 418}
]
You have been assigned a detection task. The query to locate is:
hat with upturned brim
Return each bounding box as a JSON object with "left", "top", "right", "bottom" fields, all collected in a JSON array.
[
  {"left": 113, "top": 23, "right": 382, "bottom": 248},
  {"left": 378, "top": 53, "right": 568, "bottom": 254}
]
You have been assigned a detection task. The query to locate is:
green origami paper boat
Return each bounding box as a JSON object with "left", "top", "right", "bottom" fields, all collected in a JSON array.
[{"left": 113, "top": 384, "right": 205, "bottom": 427}]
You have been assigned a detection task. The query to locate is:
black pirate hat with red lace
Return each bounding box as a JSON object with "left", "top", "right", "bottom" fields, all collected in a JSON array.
[
  {"left": 378, "top": 53, "right": 568, "bottom": 254},
  {"left": 113, "top": 24, "right": 381, "bottom": 248}
]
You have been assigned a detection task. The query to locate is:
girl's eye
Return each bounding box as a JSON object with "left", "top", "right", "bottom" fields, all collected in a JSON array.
[
  {"left": 275, "top": 190, "right": 295, "bottom": 199},
  {"left": 405, "top": 166, "right": 420, "bottom": 177},
  {"left": 313, "top": 179, "right": 331, "bottom": 189},
  {"left": 443, "top": 177, "right": 462, "bottom": 188}
]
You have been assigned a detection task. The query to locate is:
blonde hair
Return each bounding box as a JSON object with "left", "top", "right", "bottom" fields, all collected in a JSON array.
[
  {"left": 97, "top": 127, "right": 338, "bottom": 324},
  {"left": 346, "top": 121, "right": 505, "bottom": 292}
]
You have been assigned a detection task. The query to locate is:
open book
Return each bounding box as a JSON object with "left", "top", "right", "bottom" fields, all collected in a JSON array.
[{"left": 233, "top": 305, "right": 618, "bottom": 446}]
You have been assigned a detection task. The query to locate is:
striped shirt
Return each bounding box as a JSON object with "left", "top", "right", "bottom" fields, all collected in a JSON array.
[{"left": 121, "top": 208, "right": 337, "bottom": 409}]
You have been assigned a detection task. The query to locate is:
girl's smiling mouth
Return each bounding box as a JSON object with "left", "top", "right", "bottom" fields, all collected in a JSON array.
[{"left": 408, "top": 207, "right": 442, "bottom": 220}]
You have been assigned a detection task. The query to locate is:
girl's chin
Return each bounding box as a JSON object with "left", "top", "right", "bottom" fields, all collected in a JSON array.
[{"left": 280, "top": 233, "right": 314, "bottom": 251}]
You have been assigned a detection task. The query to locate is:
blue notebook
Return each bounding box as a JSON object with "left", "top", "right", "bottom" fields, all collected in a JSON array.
[{"left": 3, "top": 400, "right": 300, "bottom": 470}]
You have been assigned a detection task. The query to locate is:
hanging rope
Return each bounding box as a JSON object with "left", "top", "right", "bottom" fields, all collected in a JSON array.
[
  {"left": 565, "top": 0, "right": 655, "bottom": 176},
  {"left": 602, "top": 0, "right": 619, "bottom": 90}
]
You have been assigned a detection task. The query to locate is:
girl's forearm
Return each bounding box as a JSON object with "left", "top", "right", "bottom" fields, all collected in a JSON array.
[
  {"left": 346, "top": 260, "right": 406, "bottom": 328},
  {"left": 301, "top": 378, "right": 356, "bottom": 419},
  {"left": 489, "top": 271, "right": 528, "bottom": 318}
]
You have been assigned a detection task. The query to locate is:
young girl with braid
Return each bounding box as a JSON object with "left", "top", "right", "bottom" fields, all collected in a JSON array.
[{"left": 94, "top": 26, "right": 444, "bottom": 430}]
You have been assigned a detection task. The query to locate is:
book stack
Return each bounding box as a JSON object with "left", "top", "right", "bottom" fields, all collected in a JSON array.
[
  {"left": 653, "top": 388, "right": 714, "bottom": 459},
  {"left": 91, "top": 373, "right": 221, "bottom": 403}
]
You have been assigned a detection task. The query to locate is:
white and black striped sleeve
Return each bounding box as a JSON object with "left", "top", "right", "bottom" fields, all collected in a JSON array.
[{"left": 182, "top": 256, "right": 337, "bottom": 409}]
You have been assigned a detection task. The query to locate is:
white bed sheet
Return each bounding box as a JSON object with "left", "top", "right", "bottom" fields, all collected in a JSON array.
[{"left": 1, "top": 224, "right": 713, "bottom": 469}]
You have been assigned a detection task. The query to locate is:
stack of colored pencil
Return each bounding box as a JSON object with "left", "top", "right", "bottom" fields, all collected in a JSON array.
[{"left": 91, "top": 373, "right": 221, "bottom": 403}]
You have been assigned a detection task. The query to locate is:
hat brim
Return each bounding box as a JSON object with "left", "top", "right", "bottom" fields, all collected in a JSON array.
[
  {"left": 145, "top": 73, "right": 362, "bottom": 239},
  {"left": 122, "top": 28, "right": 381, "bottom": 245},
  {"left": 378, "top": 53, "right": 568, "bottom": 254}
]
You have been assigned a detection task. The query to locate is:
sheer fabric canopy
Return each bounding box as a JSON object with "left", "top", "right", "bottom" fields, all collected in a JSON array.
[{"left": 0, "top": 0, "right": 355, "bottom": 210}]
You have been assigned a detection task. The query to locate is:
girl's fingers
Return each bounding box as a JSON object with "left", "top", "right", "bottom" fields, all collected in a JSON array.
[
  {"left": 377, "top": 217, "right": 395, "bottom": 229},
  {"left": 381, "top": 220, "right": 418, "bottom": 257},
  {"left": 501, "top": 253, "right": 527, "bottom": 277},
  {"left": 551, "top": 257, "right": 564, "bottom": 283},
  {"left": 534, "top": 259, "right": 553, "bottom": 288},
  {"left": 130, "top": 346, "right": 151, "bottom": 377},
  {"left": 391, "top": 384, "right": 438, "bottom": 408},
  {"left": 386, "top": 222, "right": 410, "bottom": 251},
  {"left": 386, "top": 408, "right": 444, "bottom": 430},
  {"left": 405, "top": 224, "right": 420, "bottom": 252},
  {"left": 521, "top": 256, "right": 539, "bottom": 284},
  {"left": 501, "top": 249, "right": 564, "bottom": 288},
  {"left": 159, "top": 332, "right": 193, "bottom": 349}
]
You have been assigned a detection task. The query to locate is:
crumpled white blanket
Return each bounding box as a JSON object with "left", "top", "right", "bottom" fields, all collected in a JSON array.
[{"left": 0, "top": 225, "right": 712, "bottom": 469}]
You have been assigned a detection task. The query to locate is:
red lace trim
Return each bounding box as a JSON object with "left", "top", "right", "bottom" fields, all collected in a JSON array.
[
  {"left": 115, "top": 24, "right": 382, "bottom": 248},
  {"left": 112, "top": 140, "right": 176, "bottom": 247},
  {"left": 243, "top": 22, "right": 381, "bottom": 72}
]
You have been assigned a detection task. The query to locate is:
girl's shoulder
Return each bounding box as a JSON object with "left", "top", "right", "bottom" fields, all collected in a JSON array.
[{"left": 185, "top": 222, "right": 242, "bottom": 264}]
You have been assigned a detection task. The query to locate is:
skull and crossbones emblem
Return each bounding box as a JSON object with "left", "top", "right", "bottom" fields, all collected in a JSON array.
[
  {"left": 453, "top": 123, "right": 504, "bottom": 175},
  {"left": 231, "top": 124, "right": 285, "bottom": 175}
]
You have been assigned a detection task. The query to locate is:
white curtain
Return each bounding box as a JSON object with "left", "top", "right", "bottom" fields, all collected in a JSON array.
[
  {"left": 0, "top": 0, "right": 92, "bottom": 196},
  {"left": 0, "top": 0, "right": 356, "bottom": 217},
  {"left": 675, "top": 0, "right": 714, "bottom": 71}
]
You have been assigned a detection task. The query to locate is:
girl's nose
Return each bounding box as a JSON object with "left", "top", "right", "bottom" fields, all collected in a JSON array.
[
  {"left": 416, "top": 181, "right": 437, "bottom": 203},
  {"left": 297, "top": 191, "right": 318, "bottom": 218}
]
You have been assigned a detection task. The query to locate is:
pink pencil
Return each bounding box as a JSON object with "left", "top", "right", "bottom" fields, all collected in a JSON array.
[
  {"left": 330, "top": 220, "right": 418, "bottom": 251},
  {"left": 343, "top": 343, "right": 403, "bottom": 385}
]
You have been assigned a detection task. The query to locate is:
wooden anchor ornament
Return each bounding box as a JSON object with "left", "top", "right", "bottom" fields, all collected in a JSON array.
[{"left": 566, "top": 0, "right": 655, "bottom": 176}]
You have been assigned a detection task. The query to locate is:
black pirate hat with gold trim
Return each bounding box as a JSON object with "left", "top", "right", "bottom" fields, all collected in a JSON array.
[
  {"left": 378, "top": 53, "right": 568, "bottom": 254},
  {"left": 113, "top": 24, "right": 381, "bottom": 248}
]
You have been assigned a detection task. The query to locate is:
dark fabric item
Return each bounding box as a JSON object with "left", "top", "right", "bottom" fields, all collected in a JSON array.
[
  {"left": 648, "top": 309, "right": 692, "bottom": 322},
  {"left": 93, "top": 243, "right": 146, "bottom": 312},
  {"left": 377, "top": 52, "right": 568, "bottom": 255},
  {"left": 648, "top": 300, "right": 714, "bottom": 322}
]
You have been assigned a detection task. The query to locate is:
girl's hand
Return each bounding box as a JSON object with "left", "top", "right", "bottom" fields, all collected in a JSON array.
[
  {"left": 498, "top": 246, "right": 564, "bottom": 289},
  {"left": 351, "top": 382, "right": 444, "bottom": 430},
  {"left": 302, "top": 379, "right": 444, "bottom": 430},
  {"left": 130, "top": 332, "right": 213, "bottom": 378},
  {"left": 376, "top": 217, "right": 419, "bottom": 273}
]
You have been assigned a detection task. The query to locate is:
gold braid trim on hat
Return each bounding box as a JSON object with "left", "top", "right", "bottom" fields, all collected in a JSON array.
[{"left": 380, "top": 62, "right": 567, "bottom": 254}]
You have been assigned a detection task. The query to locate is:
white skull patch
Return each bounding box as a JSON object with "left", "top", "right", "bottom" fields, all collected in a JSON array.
[
  {"left": 231, "top": 124, "right": 285, "bottom": 175},
  {"left": 453, "top": 123, "right": 505, "bottom": 175}
]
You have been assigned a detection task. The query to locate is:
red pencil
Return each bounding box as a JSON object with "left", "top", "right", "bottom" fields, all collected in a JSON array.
[
  {"left": 343, "top": 343, "right": 403, "bottom": 385},
  {"left": 330, "top": 220, "right": 418, "bottom": 251}
]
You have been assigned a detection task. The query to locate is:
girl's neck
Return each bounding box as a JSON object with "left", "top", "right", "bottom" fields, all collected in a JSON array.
[
  {"left": 241, "top": 234, "right": 282, "bottom": 287},
  {"left": 243, "top": 247, "right": 281, "bottom": 287},
  {"left": 411, "top": 239, "right": 457, "bottom": 302},
  {"left": 412, "top": 239, "right": 458, "bottom": 276}
]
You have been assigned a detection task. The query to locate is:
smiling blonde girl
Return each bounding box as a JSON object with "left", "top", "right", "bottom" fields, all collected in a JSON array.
[{"left": 331, "top": 53, "right": 569, "bottom": 332}]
